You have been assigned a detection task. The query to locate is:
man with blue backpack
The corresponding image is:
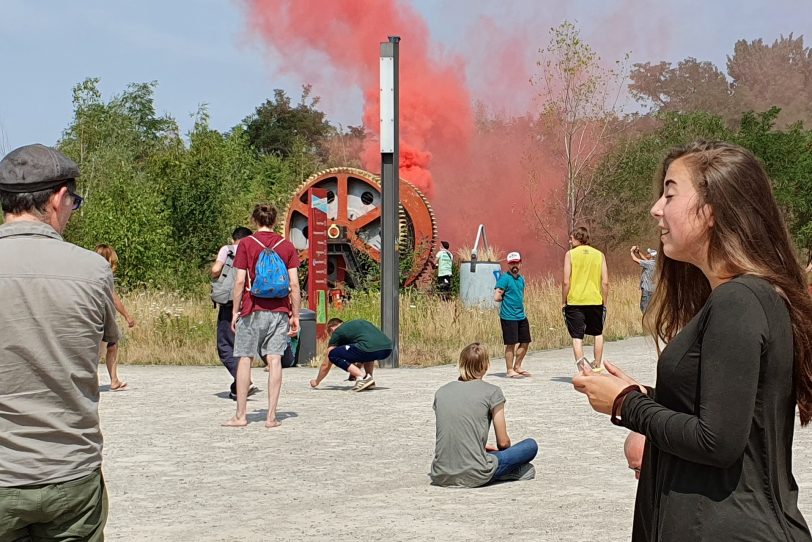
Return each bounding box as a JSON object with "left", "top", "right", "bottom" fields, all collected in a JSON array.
[
  {"left": 211, "top": 226, "right": 258, "bottom": 400},
  {"left": 223, "top": 204, "right": 301, "bottom": 429}
]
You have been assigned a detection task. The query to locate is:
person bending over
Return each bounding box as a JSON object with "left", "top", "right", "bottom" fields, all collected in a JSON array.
[
  {"left": 309, "top": 318, "right": 392, "bottom": 392},
  {"left": 430, "top": 343, "right": 537, "bottom": 487}
]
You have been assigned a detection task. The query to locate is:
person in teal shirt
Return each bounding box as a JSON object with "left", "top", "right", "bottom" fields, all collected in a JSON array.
[{"left": 493, "top": 251, "right": 532, "bottom": 378}]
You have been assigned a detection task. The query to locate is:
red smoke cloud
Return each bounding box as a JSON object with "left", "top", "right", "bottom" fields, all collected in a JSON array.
[
  {"left": 243, "top": 0, "right": 473, "bottom": 197},
  {"left": 241, "top": 0, "right": 565, "bottom": 274}
]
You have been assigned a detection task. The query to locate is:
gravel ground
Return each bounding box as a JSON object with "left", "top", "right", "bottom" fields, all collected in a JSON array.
[{"left": 98, "top": 336, "right": 812, "bottom": 541}]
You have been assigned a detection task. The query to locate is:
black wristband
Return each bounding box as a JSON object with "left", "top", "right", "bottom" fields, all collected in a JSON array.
[{"left": 611, "top": 385, "right": 640, "bottom": 426}]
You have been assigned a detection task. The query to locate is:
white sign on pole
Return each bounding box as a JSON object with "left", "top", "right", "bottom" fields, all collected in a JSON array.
[{"left": 380, "top": 55, "right": 394, "bottom": 154}]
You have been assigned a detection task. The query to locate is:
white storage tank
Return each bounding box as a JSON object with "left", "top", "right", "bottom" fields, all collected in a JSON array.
[{"left": 460, "top": 257, "right": 502, "bottom": 309}]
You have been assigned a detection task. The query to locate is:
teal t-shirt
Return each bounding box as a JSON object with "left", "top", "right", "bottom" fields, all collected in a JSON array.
[
  {"left": 328, "top": 319, "right": 392, "bottom": 352},
  {"left": 495, "top": 272, "right": 526, "bottom": 320}
]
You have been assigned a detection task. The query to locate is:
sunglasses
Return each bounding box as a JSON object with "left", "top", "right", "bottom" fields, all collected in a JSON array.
[{"left": 67, "top": 189, "right": 84, "bottom": 211}]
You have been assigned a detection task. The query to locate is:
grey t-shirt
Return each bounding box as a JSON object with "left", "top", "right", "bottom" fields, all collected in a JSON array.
[
  {"left": 0, "top": 221, "right": 120, "bottom": 486},
  {"left": 639, "top": 258, "right": 656, "bottom": 293},
  {"left": 430, "top": 379, "right": 506, "bottom": 487}
]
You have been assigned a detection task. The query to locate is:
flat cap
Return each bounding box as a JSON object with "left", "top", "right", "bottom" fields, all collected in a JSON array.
[{"left": 0, "top": 144, "right": 80, "bottom": 193}]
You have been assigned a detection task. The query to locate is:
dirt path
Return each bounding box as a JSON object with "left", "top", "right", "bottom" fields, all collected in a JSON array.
[{"left": 99, "top": 336, "right": 812, "bottom": 541}]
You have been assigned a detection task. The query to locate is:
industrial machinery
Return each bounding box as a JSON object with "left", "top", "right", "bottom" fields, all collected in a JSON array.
[{"left": 283, "top": 167, "right": 437, "bottom": 290}]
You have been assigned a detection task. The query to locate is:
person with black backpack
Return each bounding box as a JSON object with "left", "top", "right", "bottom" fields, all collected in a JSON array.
[{"left": 211, "top": 226, "right": 259, "bottom": 400}]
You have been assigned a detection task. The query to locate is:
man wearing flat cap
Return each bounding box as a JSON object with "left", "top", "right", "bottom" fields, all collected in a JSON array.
[{"left": 0, "top": 144, "right": 119, "bottom": 540}]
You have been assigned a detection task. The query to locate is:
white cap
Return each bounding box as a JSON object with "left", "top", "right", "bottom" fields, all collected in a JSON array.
[{"left": 507, "top": 251, "right": 522, "bottom": 263}]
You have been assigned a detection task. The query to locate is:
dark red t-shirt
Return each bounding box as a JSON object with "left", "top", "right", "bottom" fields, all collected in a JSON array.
[{"left": 233, "top": 231, "right": 300, "bottom": 317}]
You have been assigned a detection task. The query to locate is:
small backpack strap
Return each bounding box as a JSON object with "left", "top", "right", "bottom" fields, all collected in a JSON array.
[
  {"left": 250, "top": 235, "right": 267, "bottom": 249},
  {"left": 271, "top": 239, "right": 285, "bottom": 251}
]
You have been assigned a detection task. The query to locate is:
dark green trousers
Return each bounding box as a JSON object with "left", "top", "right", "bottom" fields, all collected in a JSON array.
[{"left": 0, "top": 469, "right": 107, "bottom": 541}]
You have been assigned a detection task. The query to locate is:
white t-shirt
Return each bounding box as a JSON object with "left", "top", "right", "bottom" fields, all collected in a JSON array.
[{"left": 217, "top": 244, "right": 237, "bottom": 264}]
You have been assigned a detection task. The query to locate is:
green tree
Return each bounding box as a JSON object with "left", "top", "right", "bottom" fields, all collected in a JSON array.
[
  {"left": 530, "top": 21, "right": 630, "bottom": 248},
  {"left": 243, "top": 85, "right": 335, "bottom": 159},
  {"left": 59, "top": 78, "right": 178, "bottom": 288}
]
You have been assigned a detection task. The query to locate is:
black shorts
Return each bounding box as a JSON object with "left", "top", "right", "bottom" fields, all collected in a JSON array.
[
  {"left": 563, "top": 305, "right": 605, "bottom": 339},
  {"left": 437, "top": 275, "right": 451, "bottom": 292},
  {"left": 500, "top": 318, "right": 531, "bottom": 345}
]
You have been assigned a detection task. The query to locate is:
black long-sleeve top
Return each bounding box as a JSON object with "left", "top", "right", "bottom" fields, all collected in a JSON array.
[{"left": 621, "top": 275, "right": 811, "bottom": 541}]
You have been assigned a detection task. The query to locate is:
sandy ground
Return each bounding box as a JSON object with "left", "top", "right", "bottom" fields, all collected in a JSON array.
[{"left": 98, "top": 336, "right": 812, "bottom": 541}]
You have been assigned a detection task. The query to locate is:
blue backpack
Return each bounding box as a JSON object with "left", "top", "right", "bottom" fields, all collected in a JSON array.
[{"left": 248, "top": 236, "right": 291, "bottom": 299}]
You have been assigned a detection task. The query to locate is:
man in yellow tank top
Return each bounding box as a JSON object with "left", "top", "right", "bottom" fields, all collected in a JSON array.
[{"left": 561, "top": 227, "right": 609, "bottom": 368}]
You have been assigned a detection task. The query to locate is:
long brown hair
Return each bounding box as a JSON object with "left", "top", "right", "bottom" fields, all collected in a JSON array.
[
  {"left": 644, "top": 141, "right": 812, "bottom": 425},
  {"left": 95, "top": 243, "right": 119, "bottom": 273}
]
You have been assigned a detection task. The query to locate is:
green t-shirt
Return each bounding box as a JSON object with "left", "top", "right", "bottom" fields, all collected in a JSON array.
[
  {"left": 328, "top": 319, "right": 392, "bottom": 352},
  {"left": 495, "top": 272, "right": 526, "bottom": 320},
  {"left": 430, "top": 379, "right": 505, "bottom": 487},
  {"left": 436, "top": 249, "right": 453, "bottom": 277}
]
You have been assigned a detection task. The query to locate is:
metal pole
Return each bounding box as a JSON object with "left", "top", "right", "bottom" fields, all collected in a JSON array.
[{"left": 380, "top": 36, "right": 400, "bottom": 368}]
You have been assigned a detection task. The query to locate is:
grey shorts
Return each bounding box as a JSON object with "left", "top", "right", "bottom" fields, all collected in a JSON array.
[{"left": 233, "top": 311, "right": 289, "bottom": 359}]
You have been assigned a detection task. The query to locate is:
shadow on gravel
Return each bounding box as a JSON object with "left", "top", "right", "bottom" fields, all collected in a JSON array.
[
  {"left": 550, "top": 376, "right": 574, "bottom": 384},
  {"left": 246, "top": 410, "right": 298, "bottom": 423},
  {"left": 314, "top": 385, "right": 391, "bottom": 391}
]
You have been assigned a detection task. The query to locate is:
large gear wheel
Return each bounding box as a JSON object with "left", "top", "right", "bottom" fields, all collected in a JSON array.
[{"left": 283, "top": 167, "right": 438, "bottom": 288}]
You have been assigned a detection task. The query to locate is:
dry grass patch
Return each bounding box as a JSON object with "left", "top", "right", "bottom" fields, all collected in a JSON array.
[{"left": 117, "top": 275, "right": 644, "bottom": 367}]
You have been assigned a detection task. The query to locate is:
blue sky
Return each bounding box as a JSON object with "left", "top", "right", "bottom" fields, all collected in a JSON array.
[{"left": 1, "top": 0, "right": 809, "bottom": 153}]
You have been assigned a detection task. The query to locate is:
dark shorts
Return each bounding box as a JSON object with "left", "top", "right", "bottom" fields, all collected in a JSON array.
[
  {"left": 437, "top": 275, "right": 451, "bottom": 292},
  {"left": 328, "top": 345, "right": 393, "bottom": 372},
  {"left": 500, "top": 318, "right": 531, "bottom": 345},
  {"left": 563, "top": 305, "right": 605, "bottom": 339}
]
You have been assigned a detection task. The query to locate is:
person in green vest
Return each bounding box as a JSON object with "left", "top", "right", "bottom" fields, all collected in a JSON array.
[
  {"left": 562, "top": 226, "right": 609, "bottom": 369},
  {"left": 435, "top": 241, "right": 454, "bottom": 300},
  {"left": 309, "top": 318, "right": 392, "bottom": 392}
]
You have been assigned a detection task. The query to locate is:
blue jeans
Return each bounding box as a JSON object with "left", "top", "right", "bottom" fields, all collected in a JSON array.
[
  {"left": 640, "top": 290, "right": 653, "bottom": 313},
  {"left": 488, "top": 438, "right": 538, "bottom": 481}
]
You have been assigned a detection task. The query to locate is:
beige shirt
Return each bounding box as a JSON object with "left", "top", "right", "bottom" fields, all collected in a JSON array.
[{"left": 0, "top": 221, "right": 119, "bottom": 486}]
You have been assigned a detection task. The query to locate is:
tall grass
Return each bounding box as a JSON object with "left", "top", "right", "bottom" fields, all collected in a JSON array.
[{"left": 117, "top": 275, "right": 644, "bottom": 367}]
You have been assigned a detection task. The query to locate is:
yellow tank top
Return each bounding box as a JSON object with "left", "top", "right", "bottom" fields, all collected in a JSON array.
[{"left": 567, "top": 245, "right": 604, "bottom": 305}]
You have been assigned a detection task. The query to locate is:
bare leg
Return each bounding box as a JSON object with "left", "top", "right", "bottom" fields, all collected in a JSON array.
[
  {"left": 593, "top": 335, "right": 605, "bottom": 368},
  {"left": 222, "top": 357, "right": 251, "bottom": 427},
  {"left": 572, "top": 339, "right": 584, "bottom": 361},
  {"left": 513, "top": 343, "right": 530, "bottom": 375},
  {"left": 265, "top": 355, "right": 283, "bottom": 428},
  {"left": 363, "top": 362, "right": 374, "bottom": 377},
  {"left": 106, "top": 344, "right": 126, "bottom": 390},
  {"left": 347, "top": 364, "right": 364, "bottom": 379},
  {"left": 505, "top": 345, "right": 520, "bottom": 377}
]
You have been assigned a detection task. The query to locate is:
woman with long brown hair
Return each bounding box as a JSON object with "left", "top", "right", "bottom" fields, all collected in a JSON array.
[{"left": 573, "top": 141, "right": 812, "bottom": 541}]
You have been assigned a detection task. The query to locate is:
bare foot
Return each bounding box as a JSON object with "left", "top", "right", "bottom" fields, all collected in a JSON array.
[
  {"left": 514, "top": 368, "right": 532, "bottom": 377},
  {"left": 309, "top": 379, "right": 318, "bottom": 388},
  {"left": 506, "top": 372, "right": 525, "bottom": 379},
  {"left": 110, "top": 381, "right": 128, "bottom": 391},
  {"left": 221, "top": 417, "right": 247, "bottom": 427},
  {"left": 265, "top": 419, "right": 281, "bottom": 428}
]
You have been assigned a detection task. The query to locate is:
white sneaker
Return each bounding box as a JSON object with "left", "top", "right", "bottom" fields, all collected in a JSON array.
[{"left": 352, "top": 376, "right": 375, "bottom": 392}]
